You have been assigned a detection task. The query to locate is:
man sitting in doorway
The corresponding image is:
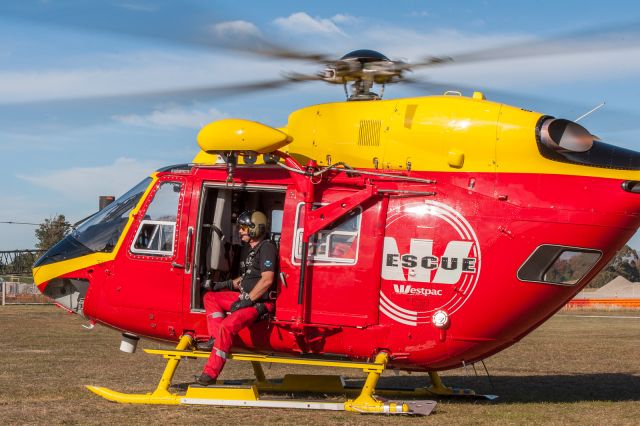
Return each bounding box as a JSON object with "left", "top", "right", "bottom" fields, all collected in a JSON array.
[{"left": 196, "top": 210, "right": 277, "bottom": 386}]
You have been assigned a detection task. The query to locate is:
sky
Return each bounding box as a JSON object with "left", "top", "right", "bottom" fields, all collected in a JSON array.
[{"left": 1, "top": 0, "right": 640, "bottom": 250}]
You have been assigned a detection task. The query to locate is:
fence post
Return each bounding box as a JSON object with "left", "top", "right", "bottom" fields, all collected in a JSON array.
[{"left": 1, "top": 278, "right": 5, "bottom": 306}]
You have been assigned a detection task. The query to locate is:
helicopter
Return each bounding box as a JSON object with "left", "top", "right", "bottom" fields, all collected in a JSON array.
[{"left": 16, "top": 6, "right": 640, "bottom": 416}]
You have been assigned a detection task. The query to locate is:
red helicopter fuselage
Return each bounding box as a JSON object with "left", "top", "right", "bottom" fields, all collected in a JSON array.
[{"left": 33, "top": 95, "right": 640, "bottom": 371}]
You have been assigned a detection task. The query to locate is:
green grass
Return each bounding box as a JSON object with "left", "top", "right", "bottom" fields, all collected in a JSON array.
[{"left": 1, "top": 306, "right": 639, "bottom": 425}]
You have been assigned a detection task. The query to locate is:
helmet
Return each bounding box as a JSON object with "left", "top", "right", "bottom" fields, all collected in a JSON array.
[{"left": 237, "top": 210, "right": 268, "bottom": 239}]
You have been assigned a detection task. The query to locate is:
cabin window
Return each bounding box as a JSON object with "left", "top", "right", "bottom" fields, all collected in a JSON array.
[
  {"left": 293, "top": 203, "right": 361, "bottom": 265},
  {"left": 271, "top": 209, "right": 284, "bottom": 245},
  {"left": 517, "top": 244, "right": 602, "bottom": 286},
  {"left": 131, "top": 182, "right": 182, "bottom": 256}
]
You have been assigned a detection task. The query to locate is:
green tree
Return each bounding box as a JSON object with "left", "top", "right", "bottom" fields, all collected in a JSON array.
[
  {"left": 35, "top": 215, "right": 71, "bottom": 251},
  {"left": 10, "top": 251, "right": 38, "bottom": 274}
]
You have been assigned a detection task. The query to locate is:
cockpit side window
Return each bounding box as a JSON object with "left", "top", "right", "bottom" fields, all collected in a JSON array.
[
  {"left": 293, "top": 203, "right": 361, "bottom": 265},
  {"left": 130, "top": 181, "right": 182, "bottom": 256}
]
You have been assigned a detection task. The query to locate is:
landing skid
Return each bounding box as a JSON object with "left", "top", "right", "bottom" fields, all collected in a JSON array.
[{"left": 86, "top": 335, "right": 489, "bottom": 415}]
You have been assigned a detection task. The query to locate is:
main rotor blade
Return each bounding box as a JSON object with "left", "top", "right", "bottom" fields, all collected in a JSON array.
[
  {"left": 412, "top": 20, "right": 640, "bottom": 68},
  {"left": 0, "top": 1, "right": 333, "bottom": 62},
  {"left": 1, "top": 78, "right": 306, "bottom": 106}
]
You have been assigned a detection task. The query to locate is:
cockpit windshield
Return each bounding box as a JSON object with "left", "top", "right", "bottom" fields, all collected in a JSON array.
[
  {"left": 72, "top": 177, "right": 153, "bottom": 252},
  {"left": 34, "top": 177, "right": 152, "bottom": 267}
]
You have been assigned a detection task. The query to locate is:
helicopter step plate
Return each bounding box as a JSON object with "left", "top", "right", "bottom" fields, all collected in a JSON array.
[{"left": 182, "top": 394, "right": 345, "bottom": 412}]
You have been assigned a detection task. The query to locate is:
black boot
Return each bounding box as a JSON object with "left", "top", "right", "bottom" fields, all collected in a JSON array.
[
  {"left": 196, "top": 373, "right": 216, "bottom": 386},
  {"left": 196, "top": 337, "right": 215, "bottom": 351}
]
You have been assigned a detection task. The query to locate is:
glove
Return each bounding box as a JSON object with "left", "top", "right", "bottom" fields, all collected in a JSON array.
[
  {"left": 255, "top": 302, "right": 269, "bottom": 319},
  {"left": 202, "top": 279, "right": 233, "bottom": 291},
  {"left": 212, "top": 280, "right": 234, "bottom": 292},
  {"left": 230, "top": 292, "right": 254, "bottom": 312}
]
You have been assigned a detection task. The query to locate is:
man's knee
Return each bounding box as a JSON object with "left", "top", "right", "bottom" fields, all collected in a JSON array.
[{"left": 208, "top": 310, "right": 225, "bottom": 320}]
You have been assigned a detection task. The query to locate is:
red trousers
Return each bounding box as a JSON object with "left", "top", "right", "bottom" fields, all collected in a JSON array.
[{"left": 202, "top": 291, "right": 272, "bottom": 379}]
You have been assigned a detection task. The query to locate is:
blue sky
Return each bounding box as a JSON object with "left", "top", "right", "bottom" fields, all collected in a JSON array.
[{"left": 1, "top": 0, "right": 640, "bottom": 250}]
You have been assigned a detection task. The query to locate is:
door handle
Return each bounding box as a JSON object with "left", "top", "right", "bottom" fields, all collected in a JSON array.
[
  {"left": 185, "top": 226, "right": 194, "bottom": 274},
  {"left": 172, "top": 262, "right": 184, "bottom": 269}
]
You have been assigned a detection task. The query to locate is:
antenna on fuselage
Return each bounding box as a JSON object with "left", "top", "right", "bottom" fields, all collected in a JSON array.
[{"left": 575, "top": 101, "right": 606, "bottom": 122}]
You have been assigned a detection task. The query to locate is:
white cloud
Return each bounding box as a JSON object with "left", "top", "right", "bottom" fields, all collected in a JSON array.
[
  {"left": 331, "top": 14, "right": 360, "bottom": 24},
  {"left": 17, "top": 158, "right": 163, "bottom": 202},
  {"left": 211, "top": 20, "right": 262, "bottom": 38},
  {"left": 273, "top": 12, "right": 345, "bottom": 36},
  {"left": 409, "top": 11, "right": 431, "bottom": 17},
  {"left": 113, "top": 105, "right": 228, "bottom": 129}
]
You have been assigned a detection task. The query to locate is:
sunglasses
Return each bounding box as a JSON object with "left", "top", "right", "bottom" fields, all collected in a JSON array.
[{"left": 239, "top": 224, "right": 251, "bottom": 231}]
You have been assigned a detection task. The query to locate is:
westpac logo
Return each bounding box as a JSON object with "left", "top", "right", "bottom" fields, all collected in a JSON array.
[
  {"left": 393, "top": 284, "right": 443, "bottom": 296},
  {"left": 382, "top": 237, "right": 478, "bottom": 284}
]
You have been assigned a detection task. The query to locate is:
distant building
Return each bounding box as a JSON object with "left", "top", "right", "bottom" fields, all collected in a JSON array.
[
  {"left": 568, "top": 276, "right": 640, "bottom": 308},
  {"left": 575, "top": 276, "right": 640, "bottom": 299}
]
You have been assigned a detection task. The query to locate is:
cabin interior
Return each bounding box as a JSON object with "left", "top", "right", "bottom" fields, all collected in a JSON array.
[{"left": 191, "top": 185, "right": 286, "bottom": 311}]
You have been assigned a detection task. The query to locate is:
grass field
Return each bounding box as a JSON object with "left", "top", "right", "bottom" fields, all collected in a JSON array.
[{"left": 1, "top": 306, "right": 639, "bottom": 425}]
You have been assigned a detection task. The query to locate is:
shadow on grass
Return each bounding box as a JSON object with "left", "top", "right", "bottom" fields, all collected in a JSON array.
[
  {"left": 372, "top": 374, "right": 640, "bottom": 403},
  {"left": 172, "top": 373, "right": 640, "bottom": 403}
]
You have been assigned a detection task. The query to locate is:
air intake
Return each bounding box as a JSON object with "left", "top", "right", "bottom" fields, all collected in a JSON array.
[{"left": 358, "top": 120, "right": 381, "bottom": 147}]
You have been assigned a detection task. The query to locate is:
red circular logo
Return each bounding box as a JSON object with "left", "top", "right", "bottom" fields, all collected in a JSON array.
[{"left": 379, "top": 200, "right": 481, "bottom": 326}]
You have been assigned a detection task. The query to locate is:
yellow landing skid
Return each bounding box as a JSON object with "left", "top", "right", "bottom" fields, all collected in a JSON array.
[{"left": 86, "top": 335, "right": 437, "bottom": 416}]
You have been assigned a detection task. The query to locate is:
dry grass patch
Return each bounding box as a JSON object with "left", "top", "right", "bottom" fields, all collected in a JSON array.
[{"left": 1, "top": 306, "right": 639, "bottom": 425}]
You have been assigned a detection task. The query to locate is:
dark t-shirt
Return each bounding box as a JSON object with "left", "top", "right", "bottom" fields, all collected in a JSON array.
[{"left": 238, "top": 239, "right": 278, "bottom": 300}]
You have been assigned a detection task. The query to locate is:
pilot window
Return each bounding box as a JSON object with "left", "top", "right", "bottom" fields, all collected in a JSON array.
[
  {"left": 191, "top": 185, "right": 286, "bottom": 311},
  {"left": 130, "top": 181, "right": 182, "bottom": 256},
  {"left": 293, "top": 203, "right": 361, "bottom": 265}
]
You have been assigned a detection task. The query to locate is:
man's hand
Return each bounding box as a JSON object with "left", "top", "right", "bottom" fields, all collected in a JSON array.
[
  {"left": 212, "top": 280, "right": 234, "bottom": 292},
  {"left": 255, "top": 302, "right": 269, "bottom": 319},
  {"left": 202, "top": 279, "right": 234, "bottom": 292},
  {"left": 230, "top": 292, "right": 254, "bottom": 312}
]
